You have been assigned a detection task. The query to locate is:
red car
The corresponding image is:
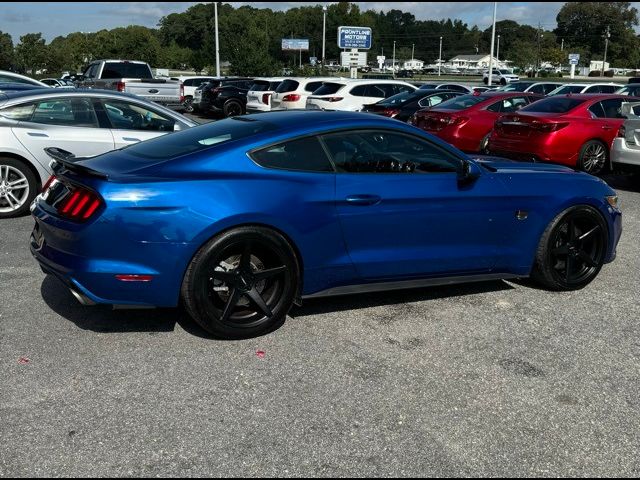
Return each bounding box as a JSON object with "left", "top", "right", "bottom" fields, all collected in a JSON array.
[
  {"left": 409, "top": 92, "right": 542, "bottom": 153},
  {"left": 487, "top": 94, "right": 640, "bottom": 175}
]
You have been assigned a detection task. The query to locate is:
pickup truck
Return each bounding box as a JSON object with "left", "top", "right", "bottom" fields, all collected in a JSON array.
[{"left": 77, "top": 60, "right": 184, "bottom": 109}]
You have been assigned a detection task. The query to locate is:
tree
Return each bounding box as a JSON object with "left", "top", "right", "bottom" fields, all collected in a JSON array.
[
  {"left": 555, "top": 2, "right": 640, "bottom": 65},
  {"left": 0, "top": 31, "right": 14, "bottom": 70},
  {"left": 15, "top": 33, "right": 47, "bottom": 74}
]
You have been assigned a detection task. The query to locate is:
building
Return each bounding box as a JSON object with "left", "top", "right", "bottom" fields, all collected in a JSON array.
[
  {"left": 447, "top": 54, "right": 509, "bottom": 71},
  {"left": 403, "top": 59, "right": 424, "bottom": 71}
]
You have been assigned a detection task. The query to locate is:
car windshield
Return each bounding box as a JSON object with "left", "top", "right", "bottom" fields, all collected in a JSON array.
[
  {"left": 499, "top": 70, "right": 514, "bottom": 75},
  {"left": 549, "top": 85, "right": 585, "bottom": 95},
  {"left": 377, "top": 90, "right": 421, "bottom": 106},
  {"left": 312, "top": 83, "right": 345, "bottom": 95},
  {"left": 616, "top": 85, "right": 640, "bottom": 96},
  {"left": 120, "top": 117, "right": 280, "bottom": 161},
  {"left": 498, "top": 82, "right": 532, "bottom": 92},
  {"left": 432, "top": 94, "right": 487, "bottom": 110},
  {"left": 519, "top": 97, "right": 587, "bottom": 113}
]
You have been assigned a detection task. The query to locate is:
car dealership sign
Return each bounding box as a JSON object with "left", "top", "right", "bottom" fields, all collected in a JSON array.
[{"left": 337, "top": 26, "right": 372, "bottom": 50}]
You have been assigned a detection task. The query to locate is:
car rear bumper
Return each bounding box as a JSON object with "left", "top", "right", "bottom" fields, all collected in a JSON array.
[
  {"left": 30, "top": 203, "right": 190, "bottom": 308},
  {"left": 611, "top": 137, "right": 640, "bottom": 172},
  {"left": 488, "top": 135, "right": 578, "bottom": 167}
]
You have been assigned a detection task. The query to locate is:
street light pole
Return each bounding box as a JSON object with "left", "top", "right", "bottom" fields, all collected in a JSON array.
[
  {"left": 438, "top": 36, "right": 442, "bottom": 76},
  {"left": 411, "top": 43, "right": 414, "bottom": 61},
  {"left": 214, "top": 2, "right": 220, "bottom": 77},
  {"left": 488, "top": 1, "right": 497, "bottom": 86},
  {"left": 602, "top": 25, "right": 610, "bottom": 75},
  {"left": 496, "top": 35, "right": 500, "bottom": 67},
  {"left": 322, "top": 5, "right": 327, "bottom": 67},
  {"left": 392, "top": 40, "right": 396, "bottom": 74}
]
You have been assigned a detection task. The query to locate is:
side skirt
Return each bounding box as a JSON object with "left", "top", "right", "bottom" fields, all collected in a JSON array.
[{"left": 301, "top": 273, "right": 525, "bottom": 300}]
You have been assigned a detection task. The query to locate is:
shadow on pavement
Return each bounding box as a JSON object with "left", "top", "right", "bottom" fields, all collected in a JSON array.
[
  {"left": 291, "top": 279, "right": 515, "bottom": 318},
  {"left": 41, "top": 274, "right": 517, "bottom": 336},
  {"left": 601, "top": 173, "right": 640, "bottom": 193}
]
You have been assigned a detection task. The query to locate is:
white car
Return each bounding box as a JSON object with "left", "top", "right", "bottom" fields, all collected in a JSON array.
[
  {"left": 548, "top": 83, "right": 624, "bottom": 96},
  {"left": 40, "top": 78, "right": 75, "bottom": 89},
  {"left": 305, "top": 79, "right": 417, "bottom": 112},
  {"left": 271, "top": 77, "right": 339, "bottom": 110},
  {"left": 611, "top": 101, "right": 640, "bottom": 175},
  {"left": 170, "top": 76, "right": 218, "bottom": 112},
  {"left": 0, "top": 70, "right": 49, "bottom": 88},
  {"left": 0, "top": 90, "right": 197, "bottom": 218},
  {"left": 246, "top": 78, "right": 285, "bottom": 113},
  {"left": 483, "top": 69, "right": 519, "bottom": 85}
]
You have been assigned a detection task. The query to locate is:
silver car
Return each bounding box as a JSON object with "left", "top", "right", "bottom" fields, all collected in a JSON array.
[
  {"left": 611, "top": 101, "right": 640, "bottom": 175},
  {"left": 0, "top": 89, "right": 198, "bottom": 218}
]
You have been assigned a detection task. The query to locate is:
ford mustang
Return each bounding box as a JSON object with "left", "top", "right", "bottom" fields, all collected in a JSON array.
[{"left": 30, "top": 111, "right": 622, "bottom": 338}]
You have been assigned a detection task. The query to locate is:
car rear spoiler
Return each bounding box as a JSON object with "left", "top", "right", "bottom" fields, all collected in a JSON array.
[{"left": 44, "top": 147, "right": 108, "bottom": 179}]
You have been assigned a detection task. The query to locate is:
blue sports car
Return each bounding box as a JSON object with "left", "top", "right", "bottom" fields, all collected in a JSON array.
[{"left": 30, "top": 111, "right": 622, "bottom": 338}]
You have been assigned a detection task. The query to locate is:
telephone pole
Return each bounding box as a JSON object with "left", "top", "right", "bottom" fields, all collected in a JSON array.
[
  {"left": 438, "top": 36, "right": 443, "bottom": 76},
  {"left": 214, "top": 2, "right": 220, "bottom": 77}
]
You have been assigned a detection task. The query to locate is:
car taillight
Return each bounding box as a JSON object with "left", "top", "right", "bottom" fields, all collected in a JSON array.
[
  {"left": 282, "top": 94, "right": 301, "bottom": 102},
  {"left": 41, "top": 175, "right": 57, "bottom": 193},
  {"left": 381, "top": 108, "right": 400, "bottom": 118},
  {"left": 531, "top": 121, "right": 569, "bottom": 132},
  {"left": 116, "top": 81, "right": 126, "bottom": 92},
  {"left": 442, "top": 116, "right": 468, "bottom": 126},
  {"left": 618, "top": 125, "right": 626, "bottom": 137},
  {"left": 57, "top": 187, "right": 103, "bottom": 221},
  {"left": 262, "top": 93, "right": 271, "bottom": 105},
  {"left": 180, "top": 82, "right": 184, "bottom": 103}
]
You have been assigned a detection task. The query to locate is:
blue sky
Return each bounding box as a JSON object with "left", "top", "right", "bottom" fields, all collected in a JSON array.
[{"left": 0, "top": 2, "right": 635, "bottom": 42}]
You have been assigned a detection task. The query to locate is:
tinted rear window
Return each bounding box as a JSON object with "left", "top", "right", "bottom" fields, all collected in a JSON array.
[
  {"left": 378, "top": 90, "right": 423, "bottom": 106},
  {"left": 276, "top": 80, "right": 299, "bottom": 93},
  {"left": 249, "top": 81, "right": 270, "bottom": 91},
  {"left": 499, "top": 82, "right": 532, "bottom": 92},
  {"left": 519, "top": 97, "right": 586, "bottom": 113},
  {"left": 550, "top": 85, "right": 586, "bottom": 95},
  {"left": 433, "top": 94, "right": 487, "bottom": 110},
  {"left": 305, "top": 81, "right": 325, "bottom": 92},
  {"left": 101, "top": 62, "right": 152, "bottom": 79},
  {"left": 313, "top": 83, "right": 345, "bottom": 95},
  {"left": 120, "top": 117, "right": 279, "bottom": 161}
]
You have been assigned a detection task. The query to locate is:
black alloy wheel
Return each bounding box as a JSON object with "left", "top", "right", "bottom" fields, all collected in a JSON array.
[
  {"left": 224, "top": 101, "right": 243, "bottom": 118},
  {"left": 533, "top": 206, "right": 608, "bottom": 290},
  {"left": 182, "top": 227, "right": 298, "bottom": 338}
]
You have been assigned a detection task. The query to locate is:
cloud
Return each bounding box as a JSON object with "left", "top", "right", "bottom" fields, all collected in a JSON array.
[{"left": 1, "top": 12, "right": 32, "bottom": 23}]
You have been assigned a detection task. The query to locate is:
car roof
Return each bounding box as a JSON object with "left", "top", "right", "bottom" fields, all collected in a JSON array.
[{"left": 553, "top": 93, "right": 630, "bottom": 100}]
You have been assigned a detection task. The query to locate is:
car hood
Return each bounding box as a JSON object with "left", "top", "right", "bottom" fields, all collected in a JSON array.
[{"left": 469, "top": 155, "right": 576, "bottom": 174}]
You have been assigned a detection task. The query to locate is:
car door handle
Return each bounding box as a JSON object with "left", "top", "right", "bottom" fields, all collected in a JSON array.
[
  {"left": 27, "top": 132, "right": 49, "bottom": 138},
  {"left": 345, "top": 194, "right": 381, "bottom": 206},
  {"left": 122, "top": 137, "right": 141, "bottom": 142}
]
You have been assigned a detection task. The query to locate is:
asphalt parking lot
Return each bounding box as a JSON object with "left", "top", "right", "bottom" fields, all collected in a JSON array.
[{"left": 1, "top": 173, "right": 639, "bottom": 477}]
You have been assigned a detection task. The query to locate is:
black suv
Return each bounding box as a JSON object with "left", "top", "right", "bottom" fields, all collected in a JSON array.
[{"left": 193, "top": 77, "right": 254, "bottom": 117}]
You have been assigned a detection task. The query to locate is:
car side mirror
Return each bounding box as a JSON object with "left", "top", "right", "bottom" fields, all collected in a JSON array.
[
  {"left": 458, "top": 159, "right": 481, "bottom": 186},
  {"left": 173, "top": 123, "right": 182, "bottom": 132}
]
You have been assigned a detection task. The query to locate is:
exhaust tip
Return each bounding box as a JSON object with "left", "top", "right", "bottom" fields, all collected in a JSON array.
[{"left": 69, "top": 288, "right": 96, "bottom": 306}]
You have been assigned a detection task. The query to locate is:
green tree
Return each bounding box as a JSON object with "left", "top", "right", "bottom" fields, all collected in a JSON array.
[
  {"left": 555, "top": 2, "right": 640, "bottom": 65},
  {"left": 15, "top": 33, "right": 47, "bottom": 74},
  {"left": 0, "top": 31, "right": 14, "bottom": 70}
]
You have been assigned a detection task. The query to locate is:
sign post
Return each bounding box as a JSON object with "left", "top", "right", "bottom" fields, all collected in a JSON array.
[
  {"left": 338, "top": 26, "right": 372, "bottom": 80},
  {"left": 568, "top": 53, "right": 580, "bottom": 79}
]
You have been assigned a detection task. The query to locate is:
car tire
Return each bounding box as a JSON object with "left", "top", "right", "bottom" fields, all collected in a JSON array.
[
  {"left": 500, "top": 78, "right": 507, "bottom": 86},
  {"left": 0, "top": 157, "right": 38, "bottom": 219},
  {"left": 181, "top": 226, "right": 300, "bottom": 339},
  {"left": 479, "top": 133, "right": 492, "bottom": 154},
  {"left": 183, "top": 97, "right": 194, "bottom": 113},
  {"left": 578, "top": 140, "right": 608, "bottom": 175},
  {"left": 532, "top": 205, "right": 608, "bottom": 291},
  {"left": 223, "top": 100, "right": 244, "bottom": 118},
  {"left": 483, "top": 77, "right": 489, "bottom": 85}
]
